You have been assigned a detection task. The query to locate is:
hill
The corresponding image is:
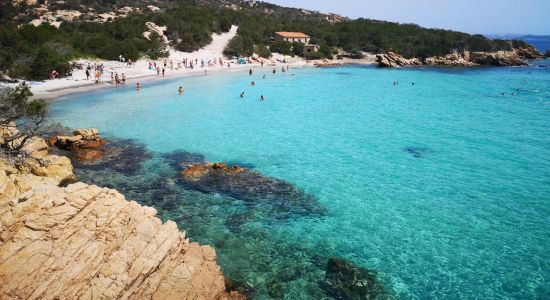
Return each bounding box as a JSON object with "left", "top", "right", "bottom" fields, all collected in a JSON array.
[{"left": 0, "top": 0, "right": 541, "bottom": 80}]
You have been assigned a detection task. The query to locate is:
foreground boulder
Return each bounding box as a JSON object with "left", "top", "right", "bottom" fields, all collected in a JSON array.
[
  {"left": 0, "top": 155, "right": 243, "bottom": 299},
  {"left": 321, "top": 257, "right": 393, "bottom": 299}
]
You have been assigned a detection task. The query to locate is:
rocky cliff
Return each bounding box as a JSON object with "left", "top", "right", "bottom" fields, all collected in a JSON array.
[
  {"left": 0, "top": 135, "right": 243, "bottom": 299},
  {"left": 377, "top": 44, "right": 543, "bottom": 68}
]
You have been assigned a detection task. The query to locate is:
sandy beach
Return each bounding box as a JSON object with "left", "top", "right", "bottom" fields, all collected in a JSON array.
[{"left": 25, "top": 26, "right": 325, "bottom": 99}]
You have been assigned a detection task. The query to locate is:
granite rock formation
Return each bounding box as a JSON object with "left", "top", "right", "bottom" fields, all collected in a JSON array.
[
  {"left": 0, "top": 136, "right": 243, "bottom": 300},
  {"left": 377, "top": 44, "right": 543, "bottom": 67},
  {"left": 376, "top": 52, "right": 421, "bottom": 67},
  {"left": 49, "top": 128, "right": 108, "bottom": 161}
]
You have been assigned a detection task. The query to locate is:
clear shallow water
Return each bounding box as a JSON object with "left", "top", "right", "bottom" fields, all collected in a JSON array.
[{"left": 51, "top": 63, "right": 550, "bottom": 299}]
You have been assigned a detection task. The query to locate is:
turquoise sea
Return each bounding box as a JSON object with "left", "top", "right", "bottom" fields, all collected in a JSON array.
[{"left": 51, "top": 61, "right": 550, "bottom": 299}]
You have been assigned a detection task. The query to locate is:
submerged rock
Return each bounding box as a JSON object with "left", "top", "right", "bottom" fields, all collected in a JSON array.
[
  {"left": 178, "top": 162, "right": 327, "bottom": 218},
  {"left": 57, "top": 138, "right": 152, "bottom": 176},
  {"left": 403, "top": 146, "right": 431, "bottom": 158},
  {"left": 225, "top": 277, "right": 255, "bottom": 299},
  {"left": 321, "top": 257, "right": 393, "bottom": 300}
]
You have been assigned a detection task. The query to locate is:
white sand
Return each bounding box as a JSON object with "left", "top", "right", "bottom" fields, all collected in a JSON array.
[{"left": 23, "top": 26, "right": 313, "bottom": 99}]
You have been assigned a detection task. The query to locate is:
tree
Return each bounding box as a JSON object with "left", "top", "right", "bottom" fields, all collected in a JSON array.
[
  {"left": 255, "top": 44, "right": 272, "bottom": 58},
  {"left": 270, "top": 41, "right": 292, "bottom": 56},
  {"left": 291, "top": 42, "right": 303, "bottom": 57},
  {"left": 319, "top": 43, "right": 333, "bottom": 59},
  {"left": 0, "top": 83, "right": 48, "bottom": 156}
]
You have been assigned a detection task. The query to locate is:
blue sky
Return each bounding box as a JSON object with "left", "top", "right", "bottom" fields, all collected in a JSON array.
[{"left": 266, "top": 0, "right": 550, "bottom": 35}]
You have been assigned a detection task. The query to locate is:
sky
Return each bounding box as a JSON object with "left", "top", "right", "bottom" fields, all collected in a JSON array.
[{"left": 266, "top": 0, "right": 550, "bottom": 35}]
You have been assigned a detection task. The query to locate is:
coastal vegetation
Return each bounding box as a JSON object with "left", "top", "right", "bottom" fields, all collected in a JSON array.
[
  {"left": 0, "top": 83, "right": 48, "bottom": 156},
  {"left": 0, "top": 0, "right": 535, "bottom": 80}
]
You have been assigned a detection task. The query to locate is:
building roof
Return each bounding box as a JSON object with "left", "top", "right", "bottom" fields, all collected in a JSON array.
[{"left": 275, "top": 32, "right": 310, "bottom": 38}]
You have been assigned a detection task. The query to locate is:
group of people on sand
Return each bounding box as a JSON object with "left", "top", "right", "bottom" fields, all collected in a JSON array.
[
  {"left": 111, "top": 72, "right": 126, "bottom": 85},
  {"left": 118, "top": 55, "right": 135, "bottom": 67},
  {"left": 147, "top": 57, "right": 227, "bottom": 75},
  {"left": 84, "top": 63, "right": 105, "bottom": 84}
]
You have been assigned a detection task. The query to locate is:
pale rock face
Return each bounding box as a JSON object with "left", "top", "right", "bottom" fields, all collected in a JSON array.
[
  {"left": 27, "top": 154, "right": 74, "bottom": 183},
  {"left": 21, "top": 136, "right": 49, "bottom": 159},
  {"left": 376, "top": 52, "right": 421, "bottom": 67},
  {"left": 73, "top": 128, "right": 99, "bottom": 138},
  {"left": 143, "top": 22, "right": 169, "bottom": 45},
  {"left": 0, "top": 156, "right": 241, "bottom": 299}
]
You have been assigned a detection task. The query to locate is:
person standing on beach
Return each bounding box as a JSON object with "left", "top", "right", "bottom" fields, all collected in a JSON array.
[
  {"left": 86, "top": 68, "right": 90, "bottom": 80},
  {"left": 249, "top": 68, "right": 253, "bottom": 75},
  {"left": 157, "top": 66, "right": 160, "bottom": 76},
  {"left": 122, "top": 73, "right": 126, "bottom": 84},
  {"left": 162, "top": 67, "right": 165, "bottom": 77}
]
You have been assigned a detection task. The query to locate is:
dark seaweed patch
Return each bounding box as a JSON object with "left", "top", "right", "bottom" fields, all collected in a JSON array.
[
  {"left": 177, "top": 166, "right": 327, "bottom": 219},
  {"left": 320, "top": 257, "right": 394, "bottom": 300},
  {"left": 161, "top": 150, "right": 205, "bottom": 169}
]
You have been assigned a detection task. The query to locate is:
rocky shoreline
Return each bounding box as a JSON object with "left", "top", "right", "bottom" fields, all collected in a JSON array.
[
  {"left": 0, "top": 131, "right": 244, "bottom": 299},
  {"left": 376, "top": 44, "right": 543, "bottom": 68}
]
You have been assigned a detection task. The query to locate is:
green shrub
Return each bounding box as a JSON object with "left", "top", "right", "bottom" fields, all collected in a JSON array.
[
  {"left": 255, "top": 44, "right": 272, "bottom": 58},
  {"left": 270, "top": 41, "right": 293, "bottom": 56}
]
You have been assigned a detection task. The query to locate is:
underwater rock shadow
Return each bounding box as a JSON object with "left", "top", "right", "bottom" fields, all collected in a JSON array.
[
  {"left": 320, "top": 257, "right": 394, "bottom": 300},
  {"left": 403, "top": 146, "right": 432, "bottom": 158},
  {"left": 177, "top": 162, "right": 327, "bottom": 218}
]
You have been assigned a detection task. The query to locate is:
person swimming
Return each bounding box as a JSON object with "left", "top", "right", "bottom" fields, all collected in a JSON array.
[
  {"left": 136, "top": 83, "right": 141, "bottom": 91},
  {"left": 273, "top": 68, "right": 276, "bottom": 74},
  {"left": 178, "top": 86, "right": 184, "bottom": 95},
  {"left": 251, "top": 81, "right": 255, "bottom": 86},
  {"left": 249, "top": 68, "right": 253, "bottom": 75},
  {"left": 240, "top": 91, "right": 245, "bottom": 98},
  {"left": 260, "top": 95, "right": 264, "bottom": 101},
  {"left": 263, "top": 74, "right": 266, "bottom": 79}
]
